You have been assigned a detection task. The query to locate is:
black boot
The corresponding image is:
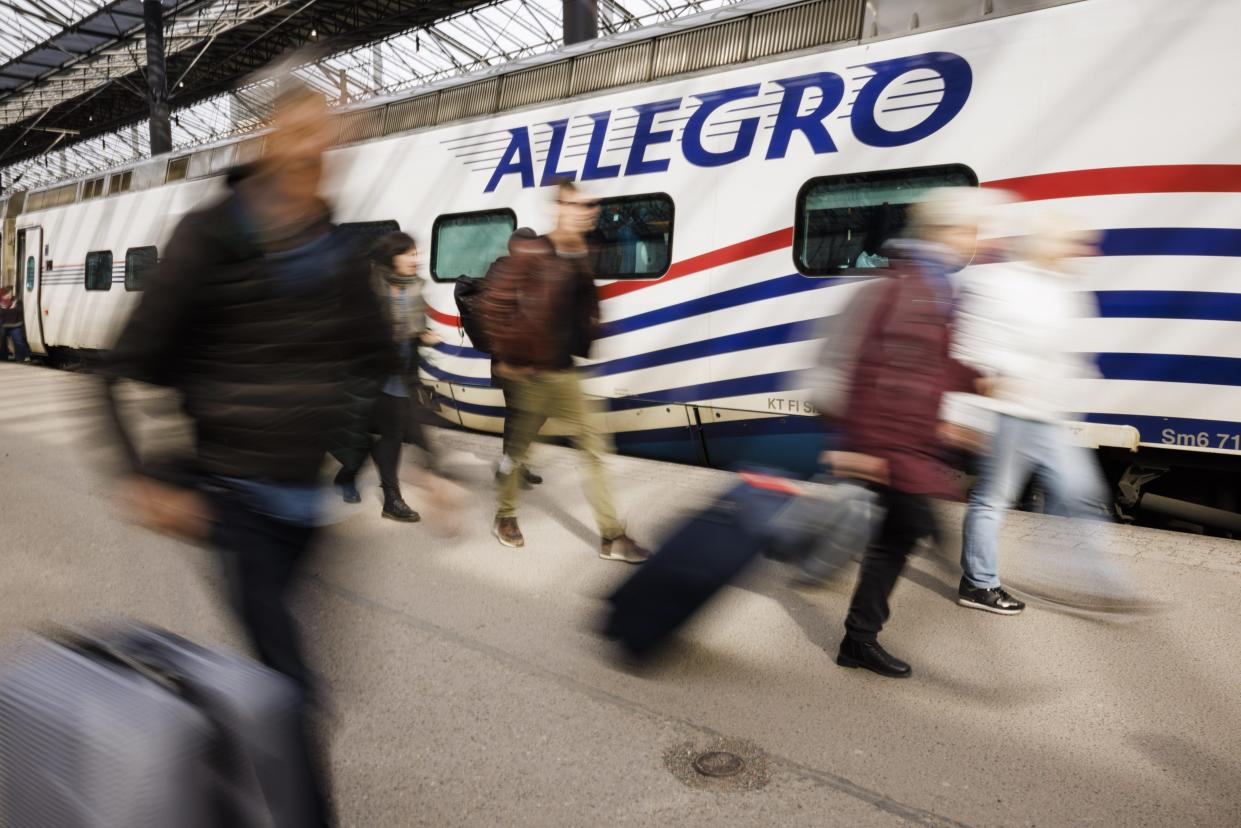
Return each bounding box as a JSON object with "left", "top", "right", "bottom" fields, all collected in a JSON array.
[
  {"left": 381, "top": 487, "right": 420, "bottom": 522},
  {"left": 835, "top": 636, "right": 911, "bottom": 678},
  {"left": 333, "top": 470, "right": 360, "bottom": 504}
]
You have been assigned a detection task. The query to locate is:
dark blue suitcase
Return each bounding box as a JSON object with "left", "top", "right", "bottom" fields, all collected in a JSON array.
[{"left": 603, "top": 473, "right": 798, "bottom": 658}]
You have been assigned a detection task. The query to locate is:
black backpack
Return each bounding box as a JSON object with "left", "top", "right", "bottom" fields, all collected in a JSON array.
[{"left": 453, "top": 277, "right": 491, "bottom": 354}]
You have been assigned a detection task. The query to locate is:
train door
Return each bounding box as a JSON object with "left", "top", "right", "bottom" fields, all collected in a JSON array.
[{"left": 18, "top": 226, "right": 45, "bottom": 355}]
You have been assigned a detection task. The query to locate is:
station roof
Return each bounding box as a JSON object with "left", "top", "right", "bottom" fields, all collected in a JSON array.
[{"left": 0, "top": 0, "right": 747, "bottom": 192}]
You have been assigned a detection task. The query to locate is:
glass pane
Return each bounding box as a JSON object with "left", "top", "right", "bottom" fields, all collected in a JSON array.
[
  {"left": 796, "top": 165, "right": 977, "bottom": 275},
  {"left": 85, "top": 251, "right": 113, "bottom": 291},
  {"left": 25, "top": 256, "right": 34, "bottom": 291},
  {"left": 432, "top": 211, "right": 515, "bottom": 281},
  {"left": 125, "top": 246, "right": 157, "bottom": 292},
  {"left": 337, "top": 220, "right": 400, "bottom": 255},
  {"left": 591, "top": 194, "right": 673, "bottom": 279}
]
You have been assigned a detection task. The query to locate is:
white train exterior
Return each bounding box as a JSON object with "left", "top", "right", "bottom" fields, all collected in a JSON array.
[{"left": 3, "top": 0, "right": 1239, "bottom": 520}]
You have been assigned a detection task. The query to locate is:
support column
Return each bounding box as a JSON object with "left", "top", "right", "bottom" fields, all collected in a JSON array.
[
  {"left": 144, "top": 0, "right": 171, "bottom": 155},
  {"left": 562, "top": 0, "right": 598, "bottom": 45}
]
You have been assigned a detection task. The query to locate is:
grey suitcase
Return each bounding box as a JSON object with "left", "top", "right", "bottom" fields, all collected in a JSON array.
[{"left": 0, "top": 624, "right": 309, "bottom": 828}]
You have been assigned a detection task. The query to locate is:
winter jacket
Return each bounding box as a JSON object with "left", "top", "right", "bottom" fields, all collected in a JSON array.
[
  {"left": 952, "top": 262, "right": 1098, "bottom": 422},
  {"left": 0, "top": 297, "right": 20, "bottom": 327},
  {"left": 481, "top": 237, "right": 600, "bottom": 371},
  {"left": 837, "top": 240, "right": 979, "bottom": 496},
  {"left": 103, "top": 175, "right": 394, "bottom": 484}
]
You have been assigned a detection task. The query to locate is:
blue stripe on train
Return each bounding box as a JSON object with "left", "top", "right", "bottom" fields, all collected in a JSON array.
[
  {"left": 1095, "top": 291, "right": 1241, "bottom": 322},
  {"left": 1097, "top": 353, "right": 1241, "bottom": 387},
  {"left": 1100, "top": 228, "right": 1241, "bottom": 258}
]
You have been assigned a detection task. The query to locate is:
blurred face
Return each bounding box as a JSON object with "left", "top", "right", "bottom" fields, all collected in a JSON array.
[
  {"left": 262, "top": 94, "right": 332, "bottom": 201},
  {"left": 557, "top": 190, "right": 599, "bottom": 236},
  {"left": 934, "top": 224, "right": 980, "bottom": 267},
  {"left": 392, "top": 246, "right": 418, "bottom": 277}
]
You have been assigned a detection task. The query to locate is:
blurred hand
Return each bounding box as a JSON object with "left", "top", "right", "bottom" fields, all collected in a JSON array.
[
  {"left": 937, "top": 422, "right": 988, "bottom": 454},
  {"left": 821, "top": 451, "right": 889, "bottom": 485},
  {"left": 494, "top": 362, "right": 534, "bottom": 380},
  {"left": 120, "top": 476, "right": 211, "bottom": 541},
  {"left": 974, "top": 376, "right": 997, "bottom": 397},
  {"left": 420, "top": 331, "right": 441, "bottom": 346}
]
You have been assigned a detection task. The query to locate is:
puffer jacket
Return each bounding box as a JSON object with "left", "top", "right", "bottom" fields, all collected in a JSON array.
[
  {"left": 481, "top": 237, "right": 600, "bottom": 371},
  {"left": 104, "top": 176, "right": 393, "bottom": 484},
  {"left": 838, "top": 241, "right": 979, "bottom": 496}
]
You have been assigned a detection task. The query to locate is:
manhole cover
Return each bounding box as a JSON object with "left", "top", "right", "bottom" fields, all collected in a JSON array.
[{"left": 693, "top": 750, "right": 745, "bottom": 778}]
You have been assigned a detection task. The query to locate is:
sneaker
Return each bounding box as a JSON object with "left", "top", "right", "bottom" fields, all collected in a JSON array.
[
  {"left": 600, "top": 534, "right": 650, "bottom": 564},
  {"left": 493, "top": 515, "right": 524, "bottom": 548},
  {"left": 521, "top": 466, "right": 543, "bottom": 485},
  {"left": 381, "top": 490, "right": 420, "bottom": 523},
  {"left": 957, "top": 579, "right": 1025, "bottom": 615}
]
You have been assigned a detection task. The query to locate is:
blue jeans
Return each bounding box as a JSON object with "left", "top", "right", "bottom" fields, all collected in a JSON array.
[
  {"left": 961, "top": 414, "right": 1107, "bottom": 589},
  {"left": 1, "top": 325, "right": 28, "bottom": 361}
]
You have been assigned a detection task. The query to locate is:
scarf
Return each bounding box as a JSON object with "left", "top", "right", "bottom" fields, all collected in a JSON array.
[{"left": 372, "top": 263, "right": 423, "bottom": 345}]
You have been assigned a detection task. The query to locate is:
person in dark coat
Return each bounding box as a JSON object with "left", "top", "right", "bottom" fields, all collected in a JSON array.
[
  {"left": 0, "top": 287, "right": 29, "bottom": 362},
  {"left": 102, "top": 80, "right": 393, "bottom": 825},
  {"left": 332, "top": 231, "right": 438, "bottom": 521},
  {"left": 830, "top": 188, "right": 993, "bottom": 679}
]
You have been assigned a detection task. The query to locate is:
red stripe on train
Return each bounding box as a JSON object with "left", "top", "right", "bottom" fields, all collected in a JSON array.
[{"left": 985, "top": 164, "right": 1241, "bottom": 201}]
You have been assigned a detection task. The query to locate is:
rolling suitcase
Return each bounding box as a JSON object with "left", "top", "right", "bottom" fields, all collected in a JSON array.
[
  {"left": 0, "top": 623, "right": 309, "bottom": 828},
  {"left": 603, "top": 472, "right": 798, "bottom": 658}
]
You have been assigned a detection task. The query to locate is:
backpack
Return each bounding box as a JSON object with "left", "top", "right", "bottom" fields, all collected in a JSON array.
[{"left": 453, "top": 277, "right": 491, "bottom": 354}]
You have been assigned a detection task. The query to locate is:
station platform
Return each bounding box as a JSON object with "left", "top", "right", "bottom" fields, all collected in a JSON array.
[{"left": 1, "top": 362, "right": 1239, "bottom": 827}]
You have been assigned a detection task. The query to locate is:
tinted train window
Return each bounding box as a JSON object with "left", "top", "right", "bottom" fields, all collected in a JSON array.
[
  {"left": 591, "top": 193, "right": 673, "bottom": 279},
  {"left": 338, "top": 220, "right": 400, "bottom": 255},
  {"left": 85, "top": 250, "right": 113, "bottom": 291},
  {"left": 795, "top": 165, "right": 977, "bottom": 275},
  {"left": 125, "top": 246, "right": 157, "bottom": 292},
  {"left": 431, "top": 209, "right": 516, "bottom": 281}
]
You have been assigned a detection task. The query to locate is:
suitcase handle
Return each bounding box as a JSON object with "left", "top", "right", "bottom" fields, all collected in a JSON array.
[{"left": 48, "top": 626, "right": 185, "bottom": 695}]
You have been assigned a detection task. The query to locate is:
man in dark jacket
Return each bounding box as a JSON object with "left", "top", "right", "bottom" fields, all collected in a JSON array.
[
  {"left": 831, "top": 188, "right": 990, "bottom": 679},
  {"left": 0, "top": 287, "right": 28, "bottom": 362},
  {"left": 103, "top": 81, "right": 391, "bottom": 825},
  {"left": 481, "top": 180, "right": 647, "bottom": 563}
]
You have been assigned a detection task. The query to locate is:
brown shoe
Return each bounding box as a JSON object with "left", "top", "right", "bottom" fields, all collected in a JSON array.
[
  {"left": 600, "top": 534, "right": 650, "bottom": 564},
  {"left": 493, "top": 515, "right": 524, "bottom": 548}
]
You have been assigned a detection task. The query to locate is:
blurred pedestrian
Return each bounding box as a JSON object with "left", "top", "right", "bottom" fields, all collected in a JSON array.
[
  {"left": 954, "top": 209, "right": 1131, "bottom": 612},
  {"left": 102, "top": 79, "right": 393, "bottom": 826},
  {"left": 481, "top": 179, "right": 647, "bottom": 563},
  {"left": 332, "top": 230, "right": 438, "bottom": 521},
  {"left": 486, "top": 227, "right": 547, "bottom": 490},
  {"left": 0, "top": 287, "right": 29, "bottom": 362},
  {"left": 830, "top": 188, "right": 994, "bottom": 679}
]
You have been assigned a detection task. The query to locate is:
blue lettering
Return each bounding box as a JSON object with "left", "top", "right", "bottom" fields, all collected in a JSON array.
[
  {"left": 581, "top": 111, "right": 620, "bottom": 181},
  {"left": 765, "top": 72, "right": 845, "bottom": 160},
  {"left": 540, "top": 118, "right": 577, "bottom": 186},
  {"left": 850, "top": 52, "right": 972, "bottom": 148},
  {"left": 625, "top": 98, "right": 681, "bottom": 177},
  {"left": 682, "top": 84, "right": 762, "bottom": 168},
  {"left": 484, "top": 127, "right": 535, "bottom": 193}
]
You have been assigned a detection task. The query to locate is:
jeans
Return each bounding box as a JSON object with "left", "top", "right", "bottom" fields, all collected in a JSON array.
[
  {"left": 844, "top": 488, "right": 937, "bottom": 643},
  {"left": 961, "top": 414, "right": 1108, "bottom": 590},
  {"left": 208, "top": 490, "right": 333, "bottom": 825},
  {"left": 496, "top": 369, "right": 622, "bottom": 539},
  {"left": 1, "top": 325, "right": 28, "bottom": 361}
]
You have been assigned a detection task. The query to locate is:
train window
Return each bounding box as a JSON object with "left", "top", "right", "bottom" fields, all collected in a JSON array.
[
  {"left": 337, "top": 220, "right": 401, "bottom": 254},
  {"left": 794, "top": 165, "right": 978, "bottom": 276},
  {"left": 109, "top": 171, "right": 133, "bottom": 194},
  {"left": 83, "top": 177, "right": 106, "bottom": 200},
  {"left": 125, "top": 246, "right": 157, "bottom": 292},
  {"left": 431, "top": 209, "right": 516, "bottom": 281},
  {"left": 166, "top": 156, "right": 190, "bottom": 183},
  {"left": 85, "top": 250, "right": 113, "bottom": 291},
  {"left": 591, "top": 193, "right": 674, "bottom": 279}
]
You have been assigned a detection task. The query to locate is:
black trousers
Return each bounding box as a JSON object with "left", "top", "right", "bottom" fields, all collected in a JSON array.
[
  {"left": 844, "top": 488, "right": 938, "bottom": 643},
  {"left": 210, "top": 492, "right": 333, "bottom": 826},
  {"left": 338, "top": 392, "right": 420, "bottom": 494},
  {"left": 492, "top": 369, "right": 547, "bottom": 460}
]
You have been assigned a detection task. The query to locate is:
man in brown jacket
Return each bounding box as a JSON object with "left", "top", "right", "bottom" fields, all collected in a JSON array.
[{"left": 482, "top": 180, "right": 648, "bottom": 563}]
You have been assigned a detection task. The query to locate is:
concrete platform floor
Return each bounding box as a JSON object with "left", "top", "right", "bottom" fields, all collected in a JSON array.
[{"left": 1, "top": 362, "right": 1239, "bottom": 827}]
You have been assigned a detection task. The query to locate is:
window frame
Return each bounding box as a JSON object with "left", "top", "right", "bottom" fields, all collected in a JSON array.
[
  {"left": 793, "top": 164, "right": 979, "bottom": 277},
  {"left": 165, "top": 156, "right": 190, "bottom": 183},
  {"left": 109, "top": 170, "right": 133, "bottom": 195},
  {"left": 85, "top": 250, "right": 114, "bottom": 292},
  {"left": 337, "top": 219, "right": 401, "bottom": 255},
  {"left": 590, "top": 191, "right": 675, "bottom": 281},
  {"left": 429, "top": 208, "right": 517, "bottom": 282},
  {"left": 124, "top": 246, "right": 157, "bottom": 292}
]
